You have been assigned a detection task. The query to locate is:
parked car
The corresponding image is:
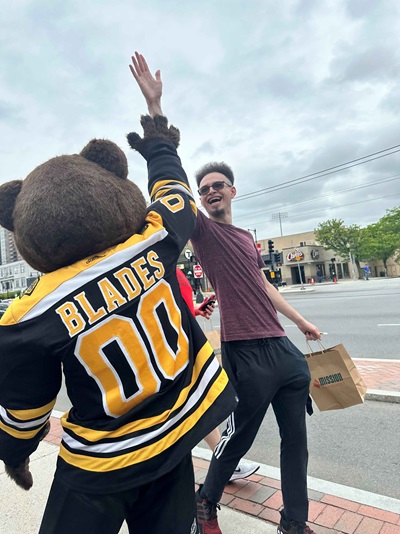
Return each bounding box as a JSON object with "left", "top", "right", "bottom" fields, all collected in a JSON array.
[{"left": 0, "top": 300, "right": 11, "bottom": 319}]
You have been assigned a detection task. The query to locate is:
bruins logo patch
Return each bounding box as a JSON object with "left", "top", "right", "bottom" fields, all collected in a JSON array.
[{"left": 22, "top": 277, "right": 40, "bottom": 297}]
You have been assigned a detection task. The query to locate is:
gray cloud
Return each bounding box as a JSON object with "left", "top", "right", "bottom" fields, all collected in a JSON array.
[{"left": 1, "top": 0, "right": 400, "bottom": 240}]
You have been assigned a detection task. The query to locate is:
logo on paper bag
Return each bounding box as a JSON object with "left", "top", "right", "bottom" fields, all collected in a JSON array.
[{"left": 314, "top": 373, "right": 343, "bottom": 387}]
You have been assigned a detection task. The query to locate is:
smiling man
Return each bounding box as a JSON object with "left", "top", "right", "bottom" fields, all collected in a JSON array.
[{"left": 191, "top": 162, "right": 321, "bottom": 534}]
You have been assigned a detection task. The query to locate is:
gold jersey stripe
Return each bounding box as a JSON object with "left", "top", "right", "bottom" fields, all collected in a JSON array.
[
  {"left": 61, "top": 341, "right": 214, "bottom": 442},
  {"left": 0, "top": 420, "right": 48, "bottom": 440},
  {"left": 59, "top": 369, "right": 229, "bottom": 472},
  {"left": 149, "top": 179, "right": 192, "bottom": 200},
  {"left": 7, "top": 399, "right": 56, "bottom": 421}
]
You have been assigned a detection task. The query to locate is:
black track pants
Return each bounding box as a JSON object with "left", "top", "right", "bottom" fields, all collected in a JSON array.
[{"left": 201, "top": 336, "right": 311, "bottom": 523}]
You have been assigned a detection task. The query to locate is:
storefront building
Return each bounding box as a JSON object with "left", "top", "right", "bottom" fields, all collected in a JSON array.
[{"left": 258, "top": 231, "right": 353, "bottom": 285}]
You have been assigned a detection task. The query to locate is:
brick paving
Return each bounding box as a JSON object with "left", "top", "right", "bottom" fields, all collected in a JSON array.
[
  {"left": 192, "top": 456, "right": 400, "bottom": 533},
  {"left": 354, "top": 359, "right": 400, "bottom": 392}
]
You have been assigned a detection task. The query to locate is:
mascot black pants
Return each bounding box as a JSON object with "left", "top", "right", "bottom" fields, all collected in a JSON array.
[
  {"left": 201, "top": 336, "right": 311, "bottom": 523},
  {"left": 39, "top": 453, "right": 198, "bottom": 534}
]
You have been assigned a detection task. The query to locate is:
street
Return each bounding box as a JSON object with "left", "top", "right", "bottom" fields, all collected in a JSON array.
[{"left": 199, "top": 277, "right": 400, "bottom": 359}]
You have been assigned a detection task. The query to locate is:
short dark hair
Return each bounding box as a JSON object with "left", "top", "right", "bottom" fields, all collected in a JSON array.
[{"left": 195, "top": 162, "right": 235, "bottom": 187}]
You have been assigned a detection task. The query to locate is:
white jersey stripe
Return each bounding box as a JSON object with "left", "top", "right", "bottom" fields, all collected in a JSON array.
[{"left": 0, "top": 406, "right": 50, "bottom": 429}]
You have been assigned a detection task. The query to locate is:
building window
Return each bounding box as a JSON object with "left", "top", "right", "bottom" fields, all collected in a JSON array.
[
  {"left": 21, "top": 278, "right": 26, "bottom": 287},
  {"left": 20, "top": 264, "right": 25, "bottom": 273}
]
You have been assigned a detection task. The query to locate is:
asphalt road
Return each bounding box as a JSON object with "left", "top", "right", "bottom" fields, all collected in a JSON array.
[{"left": 200, "top": 277, "right": 400, "bottom": 359}]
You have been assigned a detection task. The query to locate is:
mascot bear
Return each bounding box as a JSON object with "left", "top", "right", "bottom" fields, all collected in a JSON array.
[{"left": 0, "top": 54, "right": 236, "bottom": 534}]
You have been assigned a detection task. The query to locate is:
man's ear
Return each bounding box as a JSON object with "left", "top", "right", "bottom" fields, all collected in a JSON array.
[
  {"left": 230, "top": 185, "right": 237, "bottom": 199},
  {"left": 0, "top": 180, "right": 22, "bottom": 231}
]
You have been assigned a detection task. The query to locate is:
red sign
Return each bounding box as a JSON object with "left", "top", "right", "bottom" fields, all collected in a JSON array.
[
  {"left": 193, "top": 264, "right": 203, "bottom": 278},
  {"left": 256, "top": 243, "right": 262, "bottom": 254}
]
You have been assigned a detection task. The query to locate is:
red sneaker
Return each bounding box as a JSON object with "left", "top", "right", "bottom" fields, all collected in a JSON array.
[{"left": 195, "top": 486, "right": 222, "bottom": 534}]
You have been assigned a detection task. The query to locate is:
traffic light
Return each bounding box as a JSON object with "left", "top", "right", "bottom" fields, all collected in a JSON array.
[
  {"left": 274, "top": 252, "right": 282, "bottom": 265},
  {"left": 268, "top": 240, "right": 274, "bottom": 254}
]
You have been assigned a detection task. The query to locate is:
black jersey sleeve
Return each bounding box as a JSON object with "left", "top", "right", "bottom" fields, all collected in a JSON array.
[
  {"left": 144, "top": 137, "right": 197, "bottom": 252},
  {"left": 0, "top": 326, "right": 62, "bottom": 466}
]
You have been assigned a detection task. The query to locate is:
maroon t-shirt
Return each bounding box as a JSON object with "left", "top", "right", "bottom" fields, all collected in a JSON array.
[{"left": 191, "top": 211, "right": 286, "bottom": 342}]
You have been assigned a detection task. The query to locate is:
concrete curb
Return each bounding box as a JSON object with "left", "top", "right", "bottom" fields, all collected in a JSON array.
[{"left": 366, "top": 389, "right": 400, "bottom": 404}]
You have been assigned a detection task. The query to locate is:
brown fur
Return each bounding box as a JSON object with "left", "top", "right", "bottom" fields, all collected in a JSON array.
[
  {"left": 0, "top": 180, "right": 22, "bottom": 231},
  {"left": 127, "top": 114, "right": 180, "bottom": 157}
]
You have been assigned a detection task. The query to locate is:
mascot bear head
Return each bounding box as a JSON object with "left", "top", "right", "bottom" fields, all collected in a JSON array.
[{"left": 0, "top": 138, "right": 147, "bottom": 273}]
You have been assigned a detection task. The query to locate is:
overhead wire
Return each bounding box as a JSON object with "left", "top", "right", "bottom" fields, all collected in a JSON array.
[
  {"left": 238, "top": 192, "right": 400, "bottom": 230},
  {"left": 233, "top": 144, "right": 400, "bottom": 202},
  {"left": 234, "top": 173, "right": 400, "bottom": 223}
]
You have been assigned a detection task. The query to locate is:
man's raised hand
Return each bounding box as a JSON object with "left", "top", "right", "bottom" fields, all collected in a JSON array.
[{"left": 129, "top": 52, "right": 163, "bottom": 117}]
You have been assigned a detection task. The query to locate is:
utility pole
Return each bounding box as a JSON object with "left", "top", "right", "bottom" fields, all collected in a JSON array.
[
  {"left": 247, "top": 228, "right": 258, "bottom": 244},
  {"left": 272, "top": 212, "right": 288, "bottom": 237}
]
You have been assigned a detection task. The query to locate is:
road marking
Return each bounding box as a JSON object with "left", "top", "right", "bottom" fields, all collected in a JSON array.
[{"left": 377, "top": 324, "right": 400, "bottom": 327}]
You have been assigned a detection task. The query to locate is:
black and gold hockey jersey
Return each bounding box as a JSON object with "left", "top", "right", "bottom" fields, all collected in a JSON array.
[{"left": 0, "top": 137, "right": 237, "bottom": 493}]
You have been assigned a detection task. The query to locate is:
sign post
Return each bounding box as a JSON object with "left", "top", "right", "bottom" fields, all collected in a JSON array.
[
  {"left": 294, "top": 248, "right": 304, "bottom": 289},
  {"left": 193, "top": 265, "right": 203, "bottom": 279}
]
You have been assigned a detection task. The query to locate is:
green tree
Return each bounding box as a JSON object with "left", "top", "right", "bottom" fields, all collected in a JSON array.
[
  {"left": 358, "top": 208, "right": 400, "bottom": 271},
  {"left": 314, "top": 219, "right": 363, "bottom": 273}
]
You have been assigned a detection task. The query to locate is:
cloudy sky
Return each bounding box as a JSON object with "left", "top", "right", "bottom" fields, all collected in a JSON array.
[{"left": 1, "top": 0, "right": 400, "bottom": 242}]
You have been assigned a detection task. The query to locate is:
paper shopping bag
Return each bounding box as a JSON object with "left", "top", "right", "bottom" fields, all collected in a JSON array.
[
  {"left": 204, "top": 330, "right": 222, "bottom": 366},
  {"left": 305, "top": 343, "right": 367, "bottom": 411}
]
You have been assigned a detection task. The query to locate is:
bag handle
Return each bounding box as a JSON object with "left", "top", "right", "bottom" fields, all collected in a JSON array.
[{"left": 306, "top": 339, "right": 326, "bottom": 356}]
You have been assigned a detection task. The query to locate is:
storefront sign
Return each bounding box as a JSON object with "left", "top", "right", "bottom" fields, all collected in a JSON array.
[{"left": 287, "top": 250, "right": 304, "bottom": 262}]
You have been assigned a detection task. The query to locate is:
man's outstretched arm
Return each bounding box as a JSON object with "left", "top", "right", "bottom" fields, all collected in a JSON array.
[{"left": 261, "top": 271, "right": 321, "bottom": 341}]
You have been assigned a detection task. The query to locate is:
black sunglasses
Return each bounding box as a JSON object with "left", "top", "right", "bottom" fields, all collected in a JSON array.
[{"left": 198, "top": 180, "right": 232, "bottom": 196}]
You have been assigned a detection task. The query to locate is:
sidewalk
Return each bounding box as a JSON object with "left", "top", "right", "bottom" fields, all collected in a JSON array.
[
  {"left": 354, "top": 358, "right": 400, "bottom": 403},
  {"left": 1, "top": 359, "right": 399, "bottom": 533}
]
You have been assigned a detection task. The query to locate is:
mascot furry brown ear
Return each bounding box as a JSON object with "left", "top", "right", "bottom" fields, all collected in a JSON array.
[{"left": 0, "top": 139, "right": 146, "bottom": 273}]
